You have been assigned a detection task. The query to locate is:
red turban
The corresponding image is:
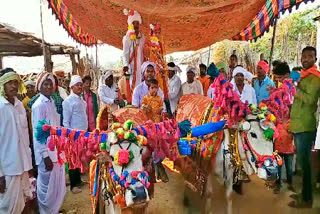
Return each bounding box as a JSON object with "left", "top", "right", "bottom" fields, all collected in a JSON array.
[{"left": 257, "top": 61, "right": 269, "bottom": 73}]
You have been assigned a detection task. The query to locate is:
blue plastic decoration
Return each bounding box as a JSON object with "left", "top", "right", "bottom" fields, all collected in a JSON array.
[
  {"left": 74, "top": 131, "right": 80, "bottom": 140},
  {"left": 191, "top": 121, "right": 226, "bottom": 137},
  {"left": 131, "top": 178, "right": 137, "bottom": 185},
  {"left": 123, "top": 171, "right": 129, "bottom": 178},
  {"left": 178, "top": 139, "right": 192, "bottom": 155},
  {"left": 100, "top": 133, "right": 107, "bottom": 143},
  {"left": 84, "top": 132, "right": 90, "bottom": 138}
]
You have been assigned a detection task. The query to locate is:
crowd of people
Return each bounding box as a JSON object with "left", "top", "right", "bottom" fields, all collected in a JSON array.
[
  {"left": 1, "top": 45, "right": 319, "bottom": 212},
  {"left": 1, "top": 7, "right": 320, "bottom": 214}
]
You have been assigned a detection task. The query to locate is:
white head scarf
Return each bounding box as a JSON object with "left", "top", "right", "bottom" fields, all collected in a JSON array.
[
  {"left": 232, "top": 66, "right": 247, "bottom": 77},
  {"left": 168, "top": 65, "right": 182, "bottom": 74},
  {"left": 141, "top": 61, "right": 156, "bottom": 80},
  {"left": 99, "top": 70, "right": 113, "bottom": 86},
  {"left": 245, "top": 71, "right": 254, "bottom": 82},
  {"left": 123, "top": 9, "right": 142, "bottom": 25},
  {"left": 24, "top": 80, "right": 36, "bottom": 87},
  {"left": 186, "top": 66, "right": 196, "bottom": 75},
  {"left": 36, "top": 72, "right": 55, "bottom": 91},
  {"left": 69, "top": 75, "right": 83, "bottom": 88}
]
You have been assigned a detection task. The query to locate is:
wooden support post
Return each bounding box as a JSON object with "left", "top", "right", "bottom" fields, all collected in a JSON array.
[
  {"left": 40, "top": 0, "right": 53, "bottom": 73},
  {"left": 207, "top": 45, "right": 212, "bottom": 67},
  {"left": 95, "top": 45, "right": 98, "bottom": 68},
  {"left": 70, "top": 53, "right": 77, "bottom": 75},
  {"left": 269, "top": 18, "right": 278, "bottom": 74},
  {"left": 44, "top": 46, "right": 52, "bottom": 72},
  {"left": 0, "top": 56, "right": 3, "bottom": 70}
]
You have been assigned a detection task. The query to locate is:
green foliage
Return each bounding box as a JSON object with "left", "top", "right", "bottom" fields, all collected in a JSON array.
[
  {"left": 213, "top": 9, "right": 317, "bottom": 69},
  {"left": 249, "top": 9, "right": 317, "bottom": 65}
]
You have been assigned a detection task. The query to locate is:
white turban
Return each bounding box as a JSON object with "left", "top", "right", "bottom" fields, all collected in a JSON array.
[
  {"left": 99, "top": 70, "right": 113, "bottom": 86},
  {"left": 36, "top": 72, "right": 55, "bottom": 91},
  {"left": 69, "top": 75, "right": 83, "bottom": 88},
  {"left": 141, "top": 61, "right": 156, "bottom": 79},
  {"left": 123, "top": 9, "right": 142, "bottom": 25},
  {"left": 232, "top": 66, "right": 247, "bottom": 77},
  {"left": 186, "top": 66, "right": 196, "bottom": 75},
  {"left": 24, "top": 80, "right": 36, "bottom": 87},
  {"left": 168, "top": 65, "right": 182, "bottom": 74},
  {"left": 245, "top": 71, "right": 254, "bottom": 81}
]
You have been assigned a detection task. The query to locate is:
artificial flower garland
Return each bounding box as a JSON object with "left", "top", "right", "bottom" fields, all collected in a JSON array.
[
  {"left": 150, "top": 24, "right": 161, "bottom": 50},
  {"left": 128, "top": 24, "right": 136, "bottom": 40}
]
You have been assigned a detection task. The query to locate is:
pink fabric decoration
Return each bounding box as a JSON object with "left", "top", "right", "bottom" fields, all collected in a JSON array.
[
  {"left": 131, "top": 171, "right": 139, "bottom": 179},
  {"left": 47, "top": 139, "right": 55, "bottom": 151},
  {"left": 212, "top": 74, "right": 251, "bottom": 126}
]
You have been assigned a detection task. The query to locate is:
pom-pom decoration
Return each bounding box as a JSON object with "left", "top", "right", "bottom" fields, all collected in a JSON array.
[
  {"left": 136, "top": 135, "right": 148, "bottom": 146},
  {"left": 124, "top": 131, "right": 136, "bottom": 141},
  {"left": 100, "top": 142, "right": 107, "bottom": 151},
  {"left": 112, "top": 123, "right": 122, "bottom": 131},
  {"left": 266, "top": 114, "right": 276, "bottom": 123},
  {"left": 123, "top": 120, "right": 134, "bottom": 131},
  {"left": 115, "top": 128, "right": 125, "bottom": 140},
  {"left": 123, "top": 8, "right": 129, "bottom": 16},
  {"left": 114, "top": 149, "right": 134, "bottom": 166},
  {"left": 263, "top": 127, "right": 274, "bottom": 141}
]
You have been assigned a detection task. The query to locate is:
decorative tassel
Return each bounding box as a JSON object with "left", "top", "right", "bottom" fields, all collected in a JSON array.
[
  {"left": 178, "top": 119, "right": 191, "bottom": 137},
  {"left": 35, "top": 119, "right": 51, "bottom": 144}
]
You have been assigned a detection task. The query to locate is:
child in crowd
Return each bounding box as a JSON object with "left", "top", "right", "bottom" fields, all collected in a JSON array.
[
  {"left": 272, "top": 61, "right": 295, "bottom": 194},
  {"left": 141, "top": 78, "right": 163, "bottom": 123}
]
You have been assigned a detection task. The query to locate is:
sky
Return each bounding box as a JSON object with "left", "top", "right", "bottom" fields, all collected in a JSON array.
[{"left": 0, "top": 0, "right": 319, "bottom": 75}]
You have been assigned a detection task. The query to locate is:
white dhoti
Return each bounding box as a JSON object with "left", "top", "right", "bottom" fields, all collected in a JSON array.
[
  {"left": 37, "top": 161, "right": 66, "bottom": 214},
  {"left": 0, "top": 172, "right": 31, "bottom": 214}
]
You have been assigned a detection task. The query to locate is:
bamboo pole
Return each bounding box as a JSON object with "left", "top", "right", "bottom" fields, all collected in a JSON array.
[
  {"left": 269, "top": 18, "right": 278, "bottom": 74},
  {"left": 0, "top": 56, "right": 2, "bottom": 70},
  {"left": 207, "top": 45, "right": 212, "bottom": 67},
  {"left": 95, "top": 45, "right": 98, "bottom": 68},
  {"left": 39, "top": 0, "right": 52, "bottom": 72}
]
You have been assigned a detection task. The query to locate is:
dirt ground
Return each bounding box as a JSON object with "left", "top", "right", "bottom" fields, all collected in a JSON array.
[{"left": 61, "top": 170, "right": 320, "bottom": 214}]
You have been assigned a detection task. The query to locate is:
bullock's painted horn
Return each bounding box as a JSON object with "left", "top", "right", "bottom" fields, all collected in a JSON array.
[{"left": 191, "top": 120, "right": 227, "bottom": 137}]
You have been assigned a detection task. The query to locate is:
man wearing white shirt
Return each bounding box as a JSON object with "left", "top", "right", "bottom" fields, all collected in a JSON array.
[
  {"left": 98, "top": 71, "right": 120, "bottom": 112},
  {"left": 132, "top": 61, "right": 165, "bottom": 109},
  {"left": 0, "top": 68, "right": 33, "bottom": 213},
  {"left": 167, "top": 62, "right": 182, "bottom": 113},
  {"left": 32, "top": 72, "right": 66, "bottom": 214},
  {"left": 122, "top": 9, "right": 145, "bottom": 89},
  {"left": 181, "top": 66, "right": 204, "bottom": 95},
  {"left": 232, "top": 66, "right": 257, "bottom": 105},
  {"left": 63, "top": 75, "right": 88, "bottom": 194}
]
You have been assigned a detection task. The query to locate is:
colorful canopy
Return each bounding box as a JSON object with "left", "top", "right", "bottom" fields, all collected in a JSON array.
[{"left": 48, "top": 0, "right": 313, "bottom": 53}]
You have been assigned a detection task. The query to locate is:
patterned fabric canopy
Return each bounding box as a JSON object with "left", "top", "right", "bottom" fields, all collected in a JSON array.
[{"left": 47, "top": 0, "right": 314, "bottom": 52}]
